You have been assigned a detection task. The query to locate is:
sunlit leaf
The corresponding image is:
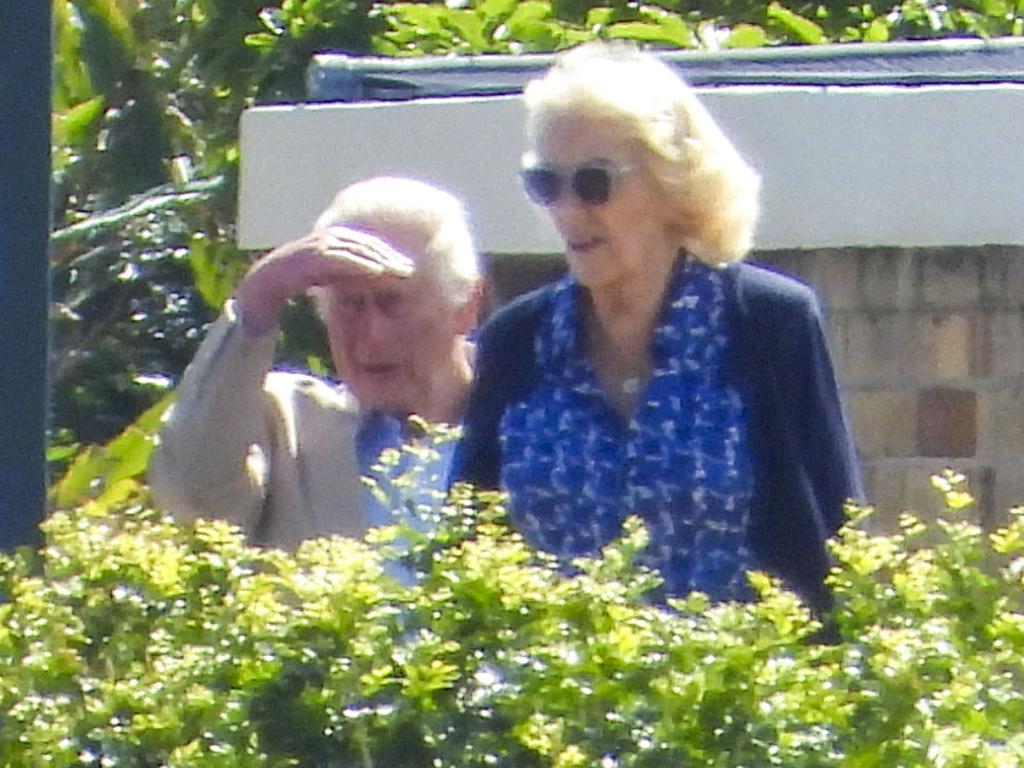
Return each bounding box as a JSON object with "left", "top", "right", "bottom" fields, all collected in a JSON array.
[
  {"left": 863, "top": 17, "right": 890, "bottom": 41},
  {"left": 981, "top": 0, "right": 1010, "bottom": 16},
  {"left": 585, "top": 6, "right": 615, "bottom": 27},
  {"left": 188, "top": 232, "right": 238, "bottom": 310},
  {"left": 478, "top": 0, "right": 520, "bottom": 20},
  {"left": 445, "top": 8, "right": 489, "bottom": 47},
  {"left": 767, "top": 2, "right": 825, "bottom": 43},
  {"left": 54, "top": 95, "right": 106, "bottom": 147},
  {"left": 50, "top": 446, "right": 107, "bottom": 508},
  {"left": 723, "top": 23, "right": 769, "bottom": 47},
  {"left": 607, "top": 12, "right": 696, "bottom": 47}
]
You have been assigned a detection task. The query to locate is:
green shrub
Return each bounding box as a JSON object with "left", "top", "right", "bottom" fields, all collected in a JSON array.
[{"left": 4, "top": 471, "right": 1024, "bottom": 766}]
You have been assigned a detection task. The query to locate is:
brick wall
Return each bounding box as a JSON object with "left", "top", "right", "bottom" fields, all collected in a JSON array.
[
  {"left": 488, "top": 246, "right": 1024, "bottom": 530},
  {"left": 762, "top": 246, "right": 1024, "bottom": 532}
]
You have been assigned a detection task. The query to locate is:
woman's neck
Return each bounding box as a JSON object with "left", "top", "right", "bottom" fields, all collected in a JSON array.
[
  {"left": 583, "top": 247, "right": 682, "bottom": 418},
  {"left": 586, "top": 245, "right": 679, "bottom": 351}
]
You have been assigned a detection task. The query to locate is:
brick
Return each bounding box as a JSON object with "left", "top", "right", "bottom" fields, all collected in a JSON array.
[
  {"left": 917, "top": 387, "right": 977, "bottom": 458},
  {"left": 919, "top": 249, "right": 982, "bottom": 308},
  {"left": 969, "top": 310, "right": 993, "bottom": 378},
  {"left": 989, "top": 312, "right": 1024, "bottom": 377},
  {"left": 857, "top": 462, "right": 908, "bottom": 534},
  {"left": 930, "top": 313, "right": 972, "bottom": 379},
  {"left": 858, "top": 247, "right": 915, "bottom": 311},
  {"left": 980, "top": 246, "right": 1024, "bottom": 306},
  {"left": 991, "top": 462, "right": 1024, "bottom": 527},
  {"left": 846, "top": 389, "right": 917, "bottom": 459},
  {"left": 756, "top": 249, "right": 818, "bottom": 286},
  {"left": 976, "top": 384, "right": 1024, "bottom": 461},
  {"left": 831, "top": 313, "right": 914, "bottom": 385},
  {"left": 914, "top": 311, "right": 993, "bottom": 380},
  {"left": 828, "top": 314, "right": 860, "bottom": 383},
  {"left": 816, "top": 250, "right": 862, "bottom": 312}
]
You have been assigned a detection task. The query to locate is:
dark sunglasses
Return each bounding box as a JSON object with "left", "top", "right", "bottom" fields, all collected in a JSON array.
[{"left": 520, "top": 161, "right": 634, "bottom": 207}]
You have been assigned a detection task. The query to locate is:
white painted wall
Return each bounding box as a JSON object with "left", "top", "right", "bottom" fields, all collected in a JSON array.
[{"left": 238, "top": 84, "right": 1024, "bottom": 253}]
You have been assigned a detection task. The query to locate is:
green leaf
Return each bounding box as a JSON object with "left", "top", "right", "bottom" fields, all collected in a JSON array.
[
  {"left": 52, "top": 0, "right": 93, "bottom": 108},
  {"left": 767, "top": 2, "right": 825, "bottom": 44},
  {"left": 244, "top": 32, "right": 280, "bottom": 49},
  {"left": 723, "top": 23, "right": 769, "bottom": 48},
  {"left": 585, "top": 6, "right": 615, "bottom": 26},
  {"left": 51, "top": 446, "right": 107, "bottom": 507},
  {"left": 103, "top": 427, "right": 158, "bottom": 488},
  {"left": 478, "top": 0, "right": 520, "bottom": 20},
  {"left": 980, "top": 0, "right": 1010, "bottom": 17},
  {"left": 445, "top": 8, "right": 489, "bottom": 48},
  {"left": 863, "top": 17, "right": 890, "bottom": 42},
  {"left": 49, "top": 395, "right": 172, "bottom": 508},
  {"left": 607, "top": 11, "right": 696, "bottom": 47},
  {"left": 506, "top": 0, "right": 555, "bottom": 26},
  {"left": 551, "top": 0, "right": 594, "bottom": 25},
  {"left": 54, "top": 96, "right": 106, "bottom": 147},
  {"left": 506, "top": 19, "right": 562, "bottom": 49},
  {"left": 188, "top": 232, "right": 238, "bottom": 310},
  {"left": 46, "top": 442, "right": 81, "bottom": 463},
  {"left": 80, "top": 0, "right": 137, "bottom": 53}
]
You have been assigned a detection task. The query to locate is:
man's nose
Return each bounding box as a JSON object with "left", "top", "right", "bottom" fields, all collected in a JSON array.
[{"left": 354, "top": 303, "right": 396, "bottom": 345}]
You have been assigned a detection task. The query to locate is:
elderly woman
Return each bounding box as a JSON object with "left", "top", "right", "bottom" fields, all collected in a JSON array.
[{"left": 454, "top": 43, "right": 862, "bottom": 610}]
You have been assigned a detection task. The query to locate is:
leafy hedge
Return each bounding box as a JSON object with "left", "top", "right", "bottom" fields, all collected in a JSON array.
[{"left": 4, "top": 471, "right": 1024, "bottom": 766}]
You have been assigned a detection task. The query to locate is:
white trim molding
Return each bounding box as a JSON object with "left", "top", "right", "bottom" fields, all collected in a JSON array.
[{"left": 239, "top": 84, "right": 1024, "bottom": 253}]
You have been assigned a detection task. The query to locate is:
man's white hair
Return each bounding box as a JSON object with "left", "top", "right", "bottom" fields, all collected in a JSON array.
[{"left": 314, "top": 176, "right": 480, "bottom": 306}]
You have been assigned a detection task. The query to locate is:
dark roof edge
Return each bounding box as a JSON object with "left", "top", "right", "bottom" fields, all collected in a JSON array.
[{"left": 306, "top": 37, "right": 1024, "bottom": 102}]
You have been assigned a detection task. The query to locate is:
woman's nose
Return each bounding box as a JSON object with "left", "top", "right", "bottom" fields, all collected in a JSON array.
[{"left": 549, "top": 193, "right": 587, "bottom": 230}]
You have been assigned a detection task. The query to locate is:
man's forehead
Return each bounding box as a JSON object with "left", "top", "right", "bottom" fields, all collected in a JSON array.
[
  {"left": 327, "top": 272, "right": 447, "bottom": 303},
  {"left": 348, "top": 218, "right": 432, "bottom": 261}
]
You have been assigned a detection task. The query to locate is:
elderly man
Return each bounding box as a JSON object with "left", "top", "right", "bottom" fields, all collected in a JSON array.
[{"left": 149, "top": 177, "right": 482, "bottom": 548}]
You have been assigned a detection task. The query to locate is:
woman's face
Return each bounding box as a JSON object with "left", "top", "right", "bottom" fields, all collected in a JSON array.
[{"left": 530, "top": 115, "right": 676, "bottom": 294}]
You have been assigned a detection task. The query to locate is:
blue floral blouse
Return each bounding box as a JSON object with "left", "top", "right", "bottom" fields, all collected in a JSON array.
[{"left": 498, "top": 258, "right": 756, "bottom": 600}]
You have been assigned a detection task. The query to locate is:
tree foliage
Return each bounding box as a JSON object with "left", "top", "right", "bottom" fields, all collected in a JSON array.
[
  {"left": 374, "top": 0, "right": 1024, "bottom": 55},
  {"left": 5, "top": 471, "right": 1024, "bottom": 765}
]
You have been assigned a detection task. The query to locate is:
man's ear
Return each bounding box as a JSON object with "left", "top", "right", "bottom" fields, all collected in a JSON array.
[{"left": 454, "top": 279, "right": 486, "bottom": 335}]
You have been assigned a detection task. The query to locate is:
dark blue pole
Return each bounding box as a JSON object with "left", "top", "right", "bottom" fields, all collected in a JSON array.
[{"left": 0, "top": 3, "right": 52, "bottom": 548}]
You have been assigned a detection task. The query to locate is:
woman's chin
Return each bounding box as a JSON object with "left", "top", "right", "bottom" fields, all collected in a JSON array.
[
  {"left": 568, "top": 262, "right": 622, "bottom": 294},
  {"left": 567, "top": 249, "right": 612, "bottom": 286}
]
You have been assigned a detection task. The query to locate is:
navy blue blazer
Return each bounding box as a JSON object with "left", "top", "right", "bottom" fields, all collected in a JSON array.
[{"left": 454, "top": 261, "right": 863, "bottom": 610}]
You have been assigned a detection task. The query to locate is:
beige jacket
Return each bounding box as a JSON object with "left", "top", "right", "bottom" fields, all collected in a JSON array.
[{"left": 148, "top": 300, "right": 370, "bottom": 549}]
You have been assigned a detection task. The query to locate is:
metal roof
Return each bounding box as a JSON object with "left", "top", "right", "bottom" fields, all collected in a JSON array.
[{"left": 307, "top": 37, "right": 1024, "bottom": 102}]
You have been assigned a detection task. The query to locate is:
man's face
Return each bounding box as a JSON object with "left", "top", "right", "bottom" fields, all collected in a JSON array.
[{"left": 320, "top": 233, "right": 474, "bottom": 418}]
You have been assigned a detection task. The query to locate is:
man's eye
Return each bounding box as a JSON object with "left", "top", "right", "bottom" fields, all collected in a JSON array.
[
  {"left": 335, "top": 293, "right": 366, "bottom": 312},
  {"left": 373, "top": 291, "right": 405, "bottom": 315}
]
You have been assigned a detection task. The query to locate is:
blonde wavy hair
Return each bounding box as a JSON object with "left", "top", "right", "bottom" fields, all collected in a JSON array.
[{"left": 523, "top": 42, "right": 761, "bottom": 265}]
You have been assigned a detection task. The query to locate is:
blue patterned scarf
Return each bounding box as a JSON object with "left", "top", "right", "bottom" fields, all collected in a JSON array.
[{"left": 499, "top": 257, "right": 755, "bottom": 600}]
